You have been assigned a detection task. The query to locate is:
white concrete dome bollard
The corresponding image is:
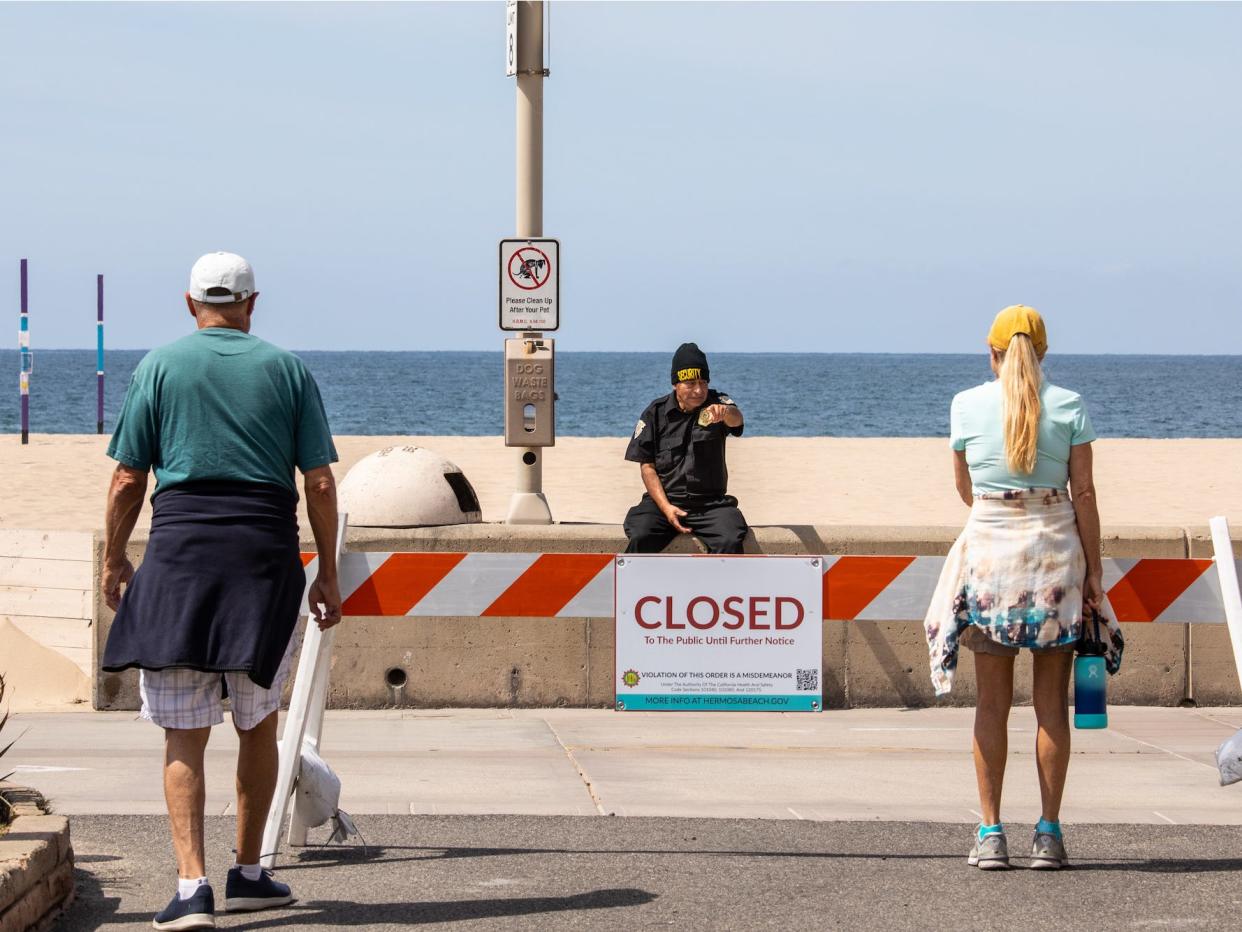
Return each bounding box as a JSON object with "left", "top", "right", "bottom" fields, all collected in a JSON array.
[{"left": 338, "top": 446, "right": 482, "bottom": 527}]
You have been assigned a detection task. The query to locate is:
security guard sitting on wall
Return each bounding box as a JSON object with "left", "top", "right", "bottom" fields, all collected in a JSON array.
[{"left": 623, "top": 343, "right": 749, "bottom": 554}]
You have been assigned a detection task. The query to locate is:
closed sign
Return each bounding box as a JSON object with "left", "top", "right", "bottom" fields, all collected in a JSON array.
[{"left": 615, "top": 555, "right": 823, "bottom": 711}]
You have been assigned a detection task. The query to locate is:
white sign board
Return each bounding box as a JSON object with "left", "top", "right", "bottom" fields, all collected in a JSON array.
[
  {"left": 615, "top": 556, "right": 823, "bottom": 711},
  {"left": 499, "top": 237, "right": 559, "bottom": 331},
  {"left": 505, "top": 0, "right": 518, "bottom": 77}
]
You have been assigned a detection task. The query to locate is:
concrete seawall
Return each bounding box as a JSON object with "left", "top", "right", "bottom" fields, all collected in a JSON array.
[
  {"left": 0, "top": 530, "right": 94, "bottom": 710},
  {"left": 92, "top": 523, "right": 1242, "bottom": 711}
]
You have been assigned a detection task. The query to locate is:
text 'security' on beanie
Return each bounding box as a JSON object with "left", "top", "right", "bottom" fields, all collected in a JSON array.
[{"left": 671, "top": 343, "right": 710, "bottom": 384}]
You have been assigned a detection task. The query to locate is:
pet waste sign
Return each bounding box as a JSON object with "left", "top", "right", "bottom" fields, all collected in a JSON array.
[
  {"left": 499, "top": 237, "right": 559, "bottom": 331},
  {"left": 615, "top": 556, "right": 823, "bottom": 711}
]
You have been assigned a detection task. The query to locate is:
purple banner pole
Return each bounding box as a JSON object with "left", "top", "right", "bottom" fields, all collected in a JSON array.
[
  {"left": 97, "top": 274, "right": 104, "bottom": 434},
  {"left": 19, "top": 259, "right": 30, "bottom": 444}
]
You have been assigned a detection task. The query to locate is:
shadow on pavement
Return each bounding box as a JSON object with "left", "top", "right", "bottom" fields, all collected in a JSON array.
[
  {"left": 284, "top": 843, "right": 1242, "bottom": 875},
  {"left": 1065, "top": 858, "right": 1242, "bottom": 874},
  {"left": 280, "top": 842, "right": 966, "bottom": 872},
  {"left": 67, "top": 888, "right": 656, "bottom": 929},
  {"left": 61, "top": 864, "right": 121, "bottom": 932}
]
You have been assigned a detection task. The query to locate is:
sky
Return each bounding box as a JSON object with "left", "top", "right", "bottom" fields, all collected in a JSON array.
[{"left": 1, "top": 1, "right": 1239, "bottom": 353}]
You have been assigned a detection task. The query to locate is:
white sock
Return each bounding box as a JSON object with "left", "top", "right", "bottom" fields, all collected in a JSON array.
[
  {"left": 177, "top": 876, "right": 208, "bottom": 901},
  {"left": 236, "top": 863, "right": 263, "bottom": 882}
]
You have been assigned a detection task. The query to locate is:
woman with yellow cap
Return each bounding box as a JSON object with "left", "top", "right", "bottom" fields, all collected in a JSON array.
[{"left": 924, "top": 305, "right": 1123, "bottom": 872}]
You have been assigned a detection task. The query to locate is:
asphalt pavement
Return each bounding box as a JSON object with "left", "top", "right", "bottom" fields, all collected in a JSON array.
[{"left": 60, "top": 815, "right": 1242, "bottom": 931}]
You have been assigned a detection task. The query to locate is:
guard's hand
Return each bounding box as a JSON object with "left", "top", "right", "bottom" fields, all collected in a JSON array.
[
  {"left": 663, "top": 505, "right": 691, "bottom": 534},
  {"left": 702, "top": 404, "right": 731, "bottom": 426},
  {"left": 1084, "top": 571, "right": 1104, "bottom": 612},
  {"left": 102, "top": 557, "right": 135, "bottom": 612},
  {"left": 308, "top": 574, "right": 342, "bottom": 630}
]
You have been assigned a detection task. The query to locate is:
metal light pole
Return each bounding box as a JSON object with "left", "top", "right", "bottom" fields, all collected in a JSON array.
[{"left": 505, "top": 0, "right": 553, "bottom": 525}]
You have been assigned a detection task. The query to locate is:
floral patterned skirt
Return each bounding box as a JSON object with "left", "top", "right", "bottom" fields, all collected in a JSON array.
[{"left": 923, "top": 488, "right": 1117, "bottom": 696}]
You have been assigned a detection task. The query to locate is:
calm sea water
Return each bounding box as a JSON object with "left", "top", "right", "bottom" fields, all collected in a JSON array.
[{"left": 2, "top": 350, "right": 1239, "bottom": 438}]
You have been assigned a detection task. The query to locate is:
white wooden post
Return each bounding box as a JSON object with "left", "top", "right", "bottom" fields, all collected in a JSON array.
[
  {"left": 1209, "top": 516, "right": 1242, "bottom": 691},
  {"left": 260, "top": 513, "right": 347, "bottom": 869}
]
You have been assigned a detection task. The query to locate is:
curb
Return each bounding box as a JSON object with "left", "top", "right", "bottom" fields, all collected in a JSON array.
[{"left": 0, "top": 784, "right": 74, "bottom": 932}]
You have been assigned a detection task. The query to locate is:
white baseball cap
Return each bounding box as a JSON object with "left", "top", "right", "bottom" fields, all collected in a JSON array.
[{"left": 188, "top": 251, "right": 256, "bottom": 304}]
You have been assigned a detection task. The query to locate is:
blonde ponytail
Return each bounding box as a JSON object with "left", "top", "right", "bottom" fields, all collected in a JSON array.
[{"left": 999, "top": 334, "right": 1042, "bottom": 474}]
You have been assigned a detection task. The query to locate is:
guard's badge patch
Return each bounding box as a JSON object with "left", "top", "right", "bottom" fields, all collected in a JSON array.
[
  {"left": 634, "top": 419, "right": 646, "bottom": 439},
  {"left": 718, "top": 394, "right": 734, "bottom": 405}
]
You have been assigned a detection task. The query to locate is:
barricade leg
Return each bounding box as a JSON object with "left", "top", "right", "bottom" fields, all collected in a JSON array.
[
  {"left": 1209, "top": 517, "right": 1242, "bottom": 690},
  {"left": 260, "top": 514, "right": 347, "bottom": 869},
  {"left": 260, "top": 617, "right": 325, "bottom": 869},
  {"left": 286, "top": 626, "right": 336, "bottom": 847}
]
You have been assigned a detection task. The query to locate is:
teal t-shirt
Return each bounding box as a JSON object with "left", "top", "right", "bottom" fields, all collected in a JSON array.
[
  {"left": 950, "top": 380, "right": 1096, "bottom": 493},
  {"left": 107, "top": 328, "right": 338, "bottom": 494}
]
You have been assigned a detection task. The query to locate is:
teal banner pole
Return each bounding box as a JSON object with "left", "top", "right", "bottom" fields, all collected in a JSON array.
[
  {"left": 19, "top": 258, "right": 30, "bottom": 444},
  {"left": 97, "top": 274, "right": 104, "bottom": 434}
]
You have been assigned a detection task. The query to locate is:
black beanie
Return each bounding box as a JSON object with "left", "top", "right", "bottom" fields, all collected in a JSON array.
[{"left": 671, "top": 343, "right": 710, "bottom": 384}]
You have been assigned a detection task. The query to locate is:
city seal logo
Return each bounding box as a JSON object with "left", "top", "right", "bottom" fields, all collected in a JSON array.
[
  {"left": 633, "top": 418, "right": 646, "bottom": 439},
  {"left": 622, "top": 669, "right": 641, "bottom": 688}
]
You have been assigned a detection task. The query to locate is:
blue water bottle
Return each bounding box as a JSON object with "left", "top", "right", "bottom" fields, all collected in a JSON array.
[
  {"left": 1074, "top": 608, "right": 1108, "bottom": 729},
  {"left": 1074, "top": 654, "right": 1108, "bottom": 729}
]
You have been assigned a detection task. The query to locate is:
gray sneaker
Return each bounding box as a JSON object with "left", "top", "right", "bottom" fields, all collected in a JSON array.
[
  {"left": 1030, "top": 831, "right": 1068, "bottom": 870},
  {"left": 967, "top": 831, "right": 1010, "bottom": 870}
]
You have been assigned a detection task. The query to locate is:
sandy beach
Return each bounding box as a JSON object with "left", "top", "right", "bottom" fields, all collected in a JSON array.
[{"left": 3, "top": 434, "right": 1239, "bottom": 533}]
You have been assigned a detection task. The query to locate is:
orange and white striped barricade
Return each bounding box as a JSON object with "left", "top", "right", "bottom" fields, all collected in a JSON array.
[{"left": 312, "top": 550, "right": 1236, "bottom": 625}]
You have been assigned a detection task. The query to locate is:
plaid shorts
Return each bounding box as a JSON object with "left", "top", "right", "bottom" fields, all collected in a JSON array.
[{"left": 139, "top": 634, "right": 298, "bottom": 731}]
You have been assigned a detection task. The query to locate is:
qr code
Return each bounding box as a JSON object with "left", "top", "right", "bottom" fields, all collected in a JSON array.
[{"left": 796, "top": 668, "right": 819, "bottom": 691}]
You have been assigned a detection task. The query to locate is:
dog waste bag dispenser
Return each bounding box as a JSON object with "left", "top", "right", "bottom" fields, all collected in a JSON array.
[{"left": 504, "top": 337, "right": 555, "bottom": 447}]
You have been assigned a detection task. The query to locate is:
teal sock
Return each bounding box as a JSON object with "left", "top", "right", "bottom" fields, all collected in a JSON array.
[
  {"left": 977, "top": 822, "right": 1003, "bottom": 840},
  {"left": 1035, "top": 818, "right": 1062, "bottom": 837}
]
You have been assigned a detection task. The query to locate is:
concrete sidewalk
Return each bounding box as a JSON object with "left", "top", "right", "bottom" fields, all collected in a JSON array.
[{"left": 8, "top": 706, "right": 1242, "bottom": 824}]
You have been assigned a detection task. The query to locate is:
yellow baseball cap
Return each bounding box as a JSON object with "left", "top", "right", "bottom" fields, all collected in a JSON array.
[{"left": 988, "top": 305, "right": 1047, "bottom": 357}]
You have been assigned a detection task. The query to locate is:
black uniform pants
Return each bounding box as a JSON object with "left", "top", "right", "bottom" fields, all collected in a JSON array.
[{"left": 623, "top": 495, "right": 749, "bottom": 555}]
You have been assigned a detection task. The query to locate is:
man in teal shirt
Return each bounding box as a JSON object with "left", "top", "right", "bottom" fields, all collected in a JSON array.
[
  {"left": 107, "top": 327, "right": 339, "bottom": 496},
  {"left": 101, "top": 252, "right": 340, "bottom": 930}
]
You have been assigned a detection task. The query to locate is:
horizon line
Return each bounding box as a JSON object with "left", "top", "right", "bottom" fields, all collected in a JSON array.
[{"left": 7, "top": 347, "right": 1242, "bottom": 359}]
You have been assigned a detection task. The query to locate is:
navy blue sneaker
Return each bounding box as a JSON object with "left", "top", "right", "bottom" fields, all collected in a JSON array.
[
  {"left": 152, "top": 885, "right": 214, "bottom": 930},
  {"left": 224, "top": 866, "right": 296, "bottom": 913}
]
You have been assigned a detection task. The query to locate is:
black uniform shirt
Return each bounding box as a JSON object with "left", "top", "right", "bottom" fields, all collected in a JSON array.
[{"left": 624, "top": 389, "right": 743, "bottom": 503}]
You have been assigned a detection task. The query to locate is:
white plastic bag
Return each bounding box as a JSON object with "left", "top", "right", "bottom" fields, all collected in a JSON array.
[
  {"left": 1215, "top": 728, "right": 1242, "bottom": 786},
  {"left": 296, "top": 743, "right": 358, "bottom": 843},
  {"left": 295, "top": 744, "right": 340, "bottom": 826}
]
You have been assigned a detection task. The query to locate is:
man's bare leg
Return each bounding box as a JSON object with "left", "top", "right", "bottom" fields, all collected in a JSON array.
[
  {"left": 164, "top": 726, "right": 212, "bottom": 878},
  {"left": 234, "top": 710, "right": 279, "bottom": 865}
]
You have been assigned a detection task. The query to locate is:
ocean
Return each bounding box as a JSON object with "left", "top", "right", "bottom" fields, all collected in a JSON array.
[{"left": 2, "top": 350, "right": 1239, "bottom": 438}]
